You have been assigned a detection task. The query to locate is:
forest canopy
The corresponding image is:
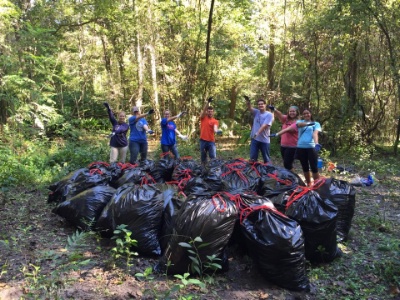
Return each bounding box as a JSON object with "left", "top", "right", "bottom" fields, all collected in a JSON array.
[{"left": 1, "top": 0, "right": 399, "bottom": 155}]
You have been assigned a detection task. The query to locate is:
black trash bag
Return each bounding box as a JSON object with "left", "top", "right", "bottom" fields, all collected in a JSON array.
[
  {"left": 172, "top": 158, "right": 202, "bottom": 181},
  {"left": 182, "top": 177, "right": 213, "bottom": 197},
  {"left": 202, "top": 159, "right": 228, "bottom": 191},
  {"left": 156, "top": 192, "right": 238, "bottom": 274},
  {"left": 220, "top": 159, "right": 260, "bottom": 193},
  {"left": 240, "top": 199, "right": 310, "bottom": 291},
  {"left": 258, "top": 166, "right": 304, "bottom": 198},
  {"left": 95, "top": 183, "right": 166, "bottom": 256},
  {"left": 87, "top": 161, "right": 111, "bottom": 170},
  {"left": 251, "top": 162, "right": 278, "bottom": 177},
  {"left": 227, "top": 192, "right": 268, "bottom": 251},
  {"left": 159, "top": 190, "right": 186, "bottom": 253},
  {"left": 138, "top": 159, "right": 156, "bottom": 173},
  {"left": 48, "top": 168, "right": 88, "bottom": 203},
  {"left": 150, "top": 155, "right": 177, "bottom": 183},
  {"left": 106, "top": 162, "right": 125, "bottom": 186},
  {"left": 49, "top": 169, "right": 111, "bottom": 203},
  {"left": 52, "top": 185, "right": 116, "bottom": 230},
  {"left": 284, "top": 186, "right": 341, "bottom": 264},
  {"left": 170, "top": 158, "right": 202, "bottom": 191},
  {"left": 270, "top": 192, "right": 290, "bottom": 214},
  {"left": 114, "top": 167, "right": 154, "bottom": 188},
  {"left": 314, "top": 178, "right": 356, "bottom": 242},
  {"left": 275, "top": 166, "right": 305, "bottom": 186}
]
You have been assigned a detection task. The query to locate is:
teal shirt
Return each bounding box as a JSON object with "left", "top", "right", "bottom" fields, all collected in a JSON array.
[{"left": 296, "top": 120, "right": 321, "bottom": 148}]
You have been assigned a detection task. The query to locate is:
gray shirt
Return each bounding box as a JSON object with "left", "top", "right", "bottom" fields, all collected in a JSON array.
[{"left": 250, "top": 109, "right": 274, "bottom": 143}]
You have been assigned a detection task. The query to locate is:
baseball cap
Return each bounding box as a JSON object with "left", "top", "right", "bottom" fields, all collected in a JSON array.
[{"left": 132, "top": 106, "right": 139, "bottom": 112}]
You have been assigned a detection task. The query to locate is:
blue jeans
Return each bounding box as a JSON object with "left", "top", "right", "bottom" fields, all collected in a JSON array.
[
  {"left": 129, "top": 140, "right": 148, "bottom": 163},
  {"left": 200, "top": 139, "right": 216, "bottom": 163},
  {"left": 161, "top": 144, "right": 180, "bottom": 159},
  {"left": 250, "top": 139, "right": 270, "bottom": 163}
]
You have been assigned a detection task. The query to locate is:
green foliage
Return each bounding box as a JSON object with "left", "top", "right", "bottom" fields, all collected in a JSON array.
[
  {"left": 0, "top": 126, "right": 109, "bottom": 188},
  {"left": 111, "top": 224, "right": 138, "bottom": 271},
  {"left": 66, "top": 230, "right": 90, "bottom": 249},
  {"left": 174, "top": 272, "right": 206, "bottom": 292},
  {"left": 178, "top": 236, "right": 222, "bottom": 278}
]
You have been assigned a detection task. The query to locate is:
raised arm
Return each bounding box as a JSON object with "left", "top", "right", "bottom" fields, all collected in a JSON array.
[
  {"left": 135, "top": 108, "right": 155, "bottom": 122},
  {"left": 200, "top": 97, "right": 213, "bottom": 118},
  {"left": 244, "top": 95, "right": 255, "bottom": 114},
  {"left": 104, "top": 102, "right": 117, "bottom": 126},
  {"left": 272, "top": 107, "right": 286, "bottom": 123},
  {"left": 168, "top": 111, "right": 186, "bottom": 122}
]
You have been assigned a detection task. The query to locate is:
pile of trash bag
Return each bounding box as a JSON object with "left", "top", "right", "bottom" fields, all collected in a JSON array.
[{"left": 49, "top": 157, "right": 356, "bottom": 292}]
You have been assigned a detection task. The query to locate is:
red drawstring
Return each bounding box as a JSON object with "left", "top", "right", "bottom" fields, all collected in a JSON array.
[
  {"left": 267, "top": 173, "right": 293, "bottom": 186},
  {"left": 221, "top": 161, "right": 249, "bottom": 183},
  {"left": 178, "top": 190, "right": 187, "bottom": 198},
  {"left": 239, "top": 204, "right": 286, "bottom": 224},
  {"left": 226, "top": 193, "right": 247, "bottom": 211},
  {"left": 310, "top": 177, "right": 326, "bottom": 189},
  {"left": 285, "top": 186, "right": 308, "bottom": 210},
  {"left": 166, "top": 180, "right": 180, "bottom": 186},
  {"left": 177, "top": 177, "right": 191, "bottom": 191},
  {"left": 180, "top": 156, "right": 193, "bottom": 160},
  {"left": 211, "top": 193, "right": 227, "bottom": 212},
  {"left": 89, "top": 168, "right": 103, "bottom": 175},
  {"left": 160, "top": 152, "right": 170, "bottom": 158},
  {"left": 141, "top": 175, "right": 156, "bottom": 186},
  {"left": 174, "top": 168, "right": 192, "bottom": 179},
  {"left": 118, "top": 162, "right": 137, "bottom": 170},
  {"left": 88, "top": 161, "right": 110, "bottom": 168}
]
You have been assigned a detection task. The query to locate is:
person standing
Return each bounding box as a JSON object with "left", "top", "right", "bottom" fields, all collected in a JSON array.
[
  {"left": 269, "top": 105, "right": 300, "bottom": 171},
  {"left": 160, "top": 109, "right": 188, "bottom": 158},
  {"left": 271, "top": 109, "right": 321, "bottom": 186},
  {"left": 128, "top": 106, "right": 155, "bottom": 164},
  {"left": 296, "top": 109, "right": 322, "bottom": 186},
  {"left": 245, "top": 96, "right": 274, "bottom": 163},
  {"left": 199, "top": 97, "right": 222, "bottom": 165},
  {"left": 103, "top": 102, "right": 129, "bottom": 163}
]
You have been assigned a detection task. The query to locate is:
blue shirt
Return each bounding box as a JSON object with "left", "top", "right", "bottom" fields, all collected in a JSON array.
[
  {"left": 160, "top": 118, "right": 177, "bottom": 146},
  {"left": 296, "top": 120, "right": 321, "bottom": 148},
  {"left": 128, "top": 116, "right": 148, "bottom": 142}
]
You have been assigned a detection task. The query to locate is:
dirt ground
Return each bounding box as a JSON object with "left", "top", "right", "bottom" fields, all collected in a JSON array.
[{"left": 0, "top": 145, "right": 399, "bottom": 300}]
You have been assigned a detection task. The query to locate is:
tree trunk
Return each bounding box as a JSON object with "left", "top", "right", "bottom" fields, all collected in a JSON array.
[
  {"left": 205, "top": 0, "right": 215, "bottom": 64},
  {"left": 148, "top": 44, "right": 160, "bottom": 120},
  {"left": 344, "top": 41, "right": 358, "bottom": 108},
  {"left": 134, "top": 33, "right": 144, "bottom": 108},
  {"left": 229, "top": 86, "right": 238, "bottom": 119}
]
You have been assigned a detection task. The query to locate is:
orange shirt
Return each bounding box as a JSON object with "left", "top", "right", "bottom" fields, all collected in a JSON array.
[{"left": 200, "top": 116, "right": 219, "bottom": 142}]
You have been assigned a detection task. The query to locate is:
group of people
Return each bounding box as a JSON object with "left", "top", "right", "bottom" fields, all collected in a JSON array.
[
  {"left": 103, "top": 102, "right": 187, "bottom": 165},
  {"left": 103, "top": 96, "right": 322, "bottom": 186}
]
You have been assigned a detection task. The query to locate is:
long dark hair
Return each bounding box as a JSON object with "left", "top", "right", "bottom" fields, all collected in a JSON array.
[{"left": 302, "top": 108, "right": 314, "bottom": 121}]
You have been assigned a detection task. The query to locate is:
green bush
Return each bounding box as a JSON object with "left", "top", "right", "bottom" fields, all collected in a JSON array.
[{"left": 0, "top": 129, "right": 109, "bottom": 188}]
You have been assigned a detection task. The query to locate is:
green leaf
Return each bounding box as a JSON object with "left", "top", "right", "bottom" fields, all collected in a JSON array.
[
  {"left": 193, "top": 236, "right": 203, "bottom": 243},
  {"left": 178, "top": 242, "right": 192, "bottom": 248},
  {"left": 193, "top": 265, "right": 201, "bottom": 275},
  {"left": 188, "top": 256, "right": 198, "bottom": 263},
  {"left": 197, "top": 242, "right": 211, "bottom": 249}
]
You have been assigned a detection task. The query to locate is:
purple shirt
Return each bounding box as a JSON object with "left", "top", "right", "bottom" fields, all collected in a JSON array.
[{"left": 106, "top": 108, "right": 128, "bottom": 148}]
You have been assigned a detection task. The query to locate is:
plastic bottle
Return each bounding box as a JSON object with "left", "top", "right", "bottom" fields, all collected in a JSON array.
[
  {"left": 317, "top": 157, "right": 324, "bottom": 172},
  {"left": 368, "top": 172, "right": 375, "bottom": 186}
]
